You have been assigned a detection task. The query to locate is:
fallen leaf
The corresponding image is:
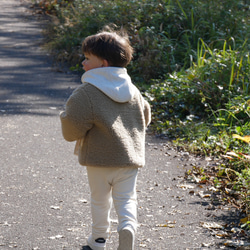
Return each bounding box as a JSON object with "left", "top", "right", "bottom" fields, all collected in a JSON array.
[
  {"left": 208, "top": 187, "right": 219, "bottom": 192},
  {"left": 215, "top": 231, "right": 230, "bottom": 238},
  {"left": 224, "top": 240, "right": 250, "bottom": 247},
  {"left": 156, "top": 220, "right": 176, "bottom": 228},
  {"left": 225, "top": 188, "right": 232, "bottom": 195},
  {"left": 232, "top": 134, "right": 250, "bottom": 143},
  {"left": 200, "top": 221, "right": 226, "bottom": 230},
  {"left": 240, "top": 217, "right": 248, "bottom": 224},
  {"left": 156, "top": 224, "right": 175, "bottom": 228},
  {"left": 177, "top": 184, "right": 195, "bottom": 190},
  {"left": 198, "top": 191, "right": 211, "bottom": 198},
  {"left": 231, "top": 227, "right": 242, "bottom": 233}
]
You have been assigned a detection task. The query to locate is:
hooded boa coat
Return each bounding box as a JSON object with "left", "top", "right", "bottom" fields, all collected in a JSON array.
[{"left": 60, "top": 67, "right": 151, "bottom": 168}]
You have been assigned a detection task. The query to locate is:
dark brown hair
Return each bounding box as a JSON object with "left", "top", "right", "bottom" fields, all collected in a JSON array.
[{"left": 82, "top": 30, "right": 133, "bottom": 67}]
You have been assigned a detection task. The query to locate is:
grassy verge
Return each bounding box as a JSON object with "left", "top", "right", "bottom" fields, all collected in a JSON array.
[
  {"left": 144, "top": 40, "right": 250, "bottom": 227},
  {"left": 32, "top": 0, "right": 250, "bottom": 227}
]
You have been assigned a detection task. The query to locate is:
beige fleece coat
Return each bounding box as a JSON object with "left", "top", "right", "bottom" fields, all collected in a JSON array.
[{"left": 60, "top": 67, "right": 151, "bottom": 168}]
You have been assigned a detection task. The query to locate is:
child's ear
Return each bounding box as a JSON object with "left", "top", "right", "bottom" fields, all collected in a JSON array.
[{"left": 102, "top": 59, "right": 109, "bottom": 67}]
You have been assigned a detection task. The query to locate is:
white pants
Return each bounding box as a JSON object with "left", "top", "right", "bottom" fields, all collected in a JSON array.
[{"left": 86, "top": 166, "right": 138, "bottom": 247}]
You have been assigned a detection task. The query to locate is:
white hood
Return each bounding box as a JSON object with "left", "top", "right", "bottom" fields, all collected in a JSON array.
[{"left": 81, "top": 67, "right": 136, "bottom": 103}]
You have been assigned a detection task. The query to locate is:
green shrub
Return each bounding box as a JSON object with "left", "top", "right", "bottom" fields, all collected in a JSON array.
[
  {"left": 43, "top": 0, "right": 249, "bottom": 82},
  {"left": 145, "top": 40, "right": 250, "bottom": 137}
]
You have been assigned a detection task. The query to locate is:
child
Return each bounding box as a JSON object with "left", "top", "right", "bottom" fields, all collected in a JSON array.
[{"left": 60, "top": 28, "right": 151, "bottom": 250}]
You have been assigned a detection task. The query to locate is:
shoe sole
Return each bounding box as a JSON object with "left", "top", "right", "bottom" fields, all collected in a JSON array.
[{"left": 118, "top": 229, "right": 134, "bottom": 250}]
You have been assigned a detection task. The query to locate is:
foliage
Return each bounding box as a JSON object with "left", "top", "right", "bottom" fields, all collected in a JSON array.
[
  {"left": 31, "top": 0, "right": 74, "bottom": 14},
  {"left": 38, "top": 0, "right": 249, "bottom": 82},
  {"left": 145, "top": 40, "right": 250, "bottom": 137},
  {"left": 145, "top": 40, "right": 250, "bottom": 218}
]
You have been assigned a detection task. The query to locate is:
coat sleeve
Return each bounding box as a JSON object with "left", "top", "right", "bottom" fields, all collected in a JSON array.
[
  {"left": 143, "top": 99, "right": 151, "bottom": 127},
  {"left": 60, "top": 86, "right": 93, "bottom": 142}
]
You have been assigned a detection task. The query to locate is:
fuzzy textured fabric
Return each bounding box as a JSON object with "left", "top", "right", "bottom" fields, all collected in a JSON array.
[{"left": 60, "top": 67, "right": 151, "bottom": 168}]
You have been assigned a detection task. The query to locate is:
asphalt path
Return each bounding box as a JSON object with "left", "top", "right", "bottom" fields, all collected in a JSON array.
[{"left": 0, "top": 1, "right": 240, "bottom": 249}]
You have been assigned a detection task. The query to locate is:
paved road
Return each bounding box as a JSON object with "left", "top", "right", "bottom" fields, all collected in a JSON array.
[{"left": 0, "top": 1, "right": 238, "bottom": 249}]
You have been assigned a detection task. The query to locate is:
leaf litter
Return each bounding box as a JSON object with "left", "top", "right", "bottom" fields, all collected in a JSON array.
[{"left": 182, "top": 157, "right": 250, "bottom": 248}]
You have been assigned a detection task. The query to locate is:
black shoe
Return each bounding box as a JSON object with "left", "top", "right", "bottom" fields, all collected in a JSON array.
[
  {"left": 81, "top": 238, "right": 105, "bottom": 250},
  {"left": 95, "top": 238, "right": 106, "bottom": 244},
  {"left": 81, "top": 246, "right": 92, "bottom": 250}
]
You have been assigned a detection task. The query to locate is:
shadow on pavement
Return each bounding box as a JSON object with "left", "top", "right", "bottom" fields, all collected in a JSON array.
[{"left": 0, "top": 2, "right": 80, "bottom": 116}]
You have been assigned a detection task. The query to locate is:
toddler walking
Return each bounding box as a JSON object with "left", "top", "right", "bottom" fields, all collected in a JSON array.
[{"left": 60, "top": 28, "right": 151, "bottom": 250}]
